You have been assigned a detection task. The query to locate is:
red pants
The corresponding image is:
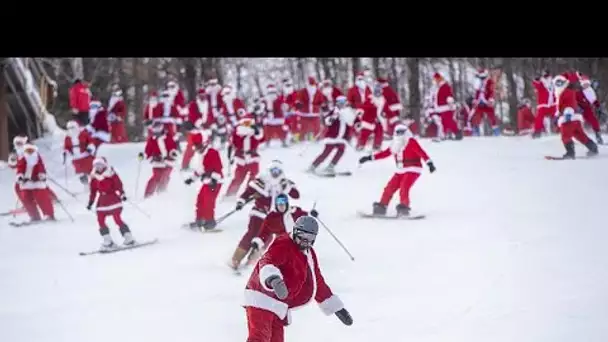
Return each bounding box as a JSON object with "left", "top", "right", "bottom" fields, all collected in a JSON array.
[
  {"left": 472, "top": 105, "right": 498, "bottom": 128},
  {"left": 380, "top": 172, "right": 421, "bottom": 207},
  {"left": 21, "top": 188, "right": 55, "bottom": 220},
  {"left": 533, "top": 106, "right": 556, "bottom": 134},
  {"left": 357, "top": 124, "right": 383, "bottom": 150},
  {"left": 181, "top": 134, "right": 198, "bottom": 170},
  {"left": 439, "top": 111, "right": 459, "bottom": 136},
  {"left": 560, "top": 121, "right": 591, "bottom": 145},
  {"left": 97, "top": 208, "right": 126, "bottom": 229},
  {"left": 144, "top": 167, "right": 172, "bottom": 198},
  {"left": 196, "top": 184, "right": 221, "bottom": 221},
  {"left": 246, "top": 307, "right": 284, "bottom": 342},
  {"left": 299, "top": 116, "right": 321, "bottom": 139},
  {"left": 582, "top": 107, "right": 601, "bottom": 132},
  {"left": 226, "top": 163, "right": 259, "bottom": 197},
  {"left": 264, "top": 125, "right": 287, "bottom": 143},
  {"left": 285, "top": 115, "right": 299, "bottom": 136},
  {"left": 72, "top": 156, "right": 94, "bottom": 175},
  {"left": 238, "top": 215, "right": 264, "bottom": 250},
  {"left": 110, "top": 122, "right": 128, "bottom": 143},
  {"left": 312, "top": 143, "right": 345, "bottom": 167}
]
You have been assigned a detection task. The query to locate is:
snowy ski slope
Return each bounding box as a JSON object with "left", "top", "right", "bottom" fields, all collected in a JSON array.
[{"left": 1, "top": 135, "right": 607, "bottom": 342}]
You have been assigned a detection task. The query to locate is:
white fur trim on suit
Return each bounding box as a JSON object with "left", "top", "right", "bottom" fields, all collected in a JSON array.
[
  {"left": 243, "top": 289, "right": 289, "bottom": 320},
  {"left": 388, "top": 116, "right": 400, "bottom": 124},
  {"left": 251, "top": 237, "right": 265, "bottom": 249},
  {"left": 234, "top": 156, "right": 260, "bottom": 166},
  {"left": 395, "top": 166, "right": 423, "bottom": 174},
  {"left": 93, "top": 130, "right": 111, "bottom": 143},
  {"left": 537, "top": 104, "right": 554, "bottom": 109},
  {"left": 259, "top": 264, "right": 283, "bottom": 291},
  {"left": 264, "top": 118, "right": 285, "bottom": 126},
  {"left": 250, "top": 208, "right": 267, "bottom": 219},
  {"left": 388, "top": 103, "right": 403, "bottom": 111},
  {"left": 433, "top": 104, "right": 453, "bottom": 113},
  {"left": 323, "top": 137, "right": 348, "bottom": 145},
  {"left": 359, "top": 121, "right": 375, "bottom": 131},
  {"left": 318, "top": 294, "right": 345, "bottom": 315},
  {"left": 557, "top": 113, "right": 583, "bottom": 127},
  {"left": 19, "top": 181, "right": 47, "bottom": 190},
  {"left": 249, "top": 180, "right": 269, "bottom": 197},
  {"left": 298, "top": 112, "right": 320, "bottom": 117},
  {"left": 96, "top": 202, "right": 123, "bottom": 212}
]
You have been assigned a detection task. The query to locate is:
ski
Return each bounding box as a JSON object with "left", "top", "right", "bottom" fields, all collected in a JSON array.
[
  {"left": 0, "top": 208, "right": 27, "bottom": 217},
  {"left": 356, "top": 211, "right": 426, "bottom": 220},
  {"left": 79, "top": 239, "right": 159, "bottom": 256},
  {"left": 9, "top": 219, "right": 61, "bottom": 227},
  {"left": 180, "top": 223, "right": 223, "bottom": 233},
  {"left": 313, "top": 171, "right": 352, "bottom": 178}
]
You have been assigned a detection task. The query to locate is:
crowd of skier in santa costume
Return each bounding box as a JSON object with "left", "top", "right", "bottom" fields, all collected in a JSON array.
[{"left": 4, "top": 66, "right": 604, "bottom": 341}]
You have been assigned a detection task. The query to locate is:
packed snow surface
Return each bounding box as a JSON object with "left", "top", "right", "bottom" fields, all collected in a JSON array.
[{"left": 1, "top": 135, "right": 607, "bottom": 342}]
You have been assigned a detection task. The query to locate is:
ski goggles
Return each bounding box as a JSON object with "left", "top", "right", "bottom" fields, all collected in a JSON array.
[
  {"left": 293, "top": 228, "right": 316, "bottom": 248},
  {"left": 394, "top": 127, "right": 408, "bottom": 136},
  {"left": 269, "top": 167, "right": 282, "bottom": 178},
  {"left": 275, "top": 196, "right": 288, "bottom": 206},
  {"left": 336, "top": 97, "right": 347, "bottom": 108}
]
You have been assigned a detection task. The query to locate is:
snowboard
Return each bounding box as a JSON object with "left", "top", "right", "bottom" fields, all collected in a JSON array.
[
  {"left": 180, "top": 223, "right": 223, "bottom": 233},
  {"left": 544, "top": 154, "right": 599, "bottom": 160},
  {"left": 356, "top": 211, "right": 426, "bottom": 220},
  {"left": 314, "top": 171, "right": 352, "bottom": 178},
  {"left": 79, "top": 239, "right": 159, "bottom": 256}
]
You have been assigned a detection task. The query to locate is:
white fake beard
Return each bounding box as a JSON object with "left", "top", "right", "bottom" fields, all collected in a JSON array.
[
  {"left": 390, "top": 137, "right": 406, "bottom": 154},
  {"left": 307, "top": 86, "right": 317, "bottom": 94},
  {"left": 283, "top": 87, "right": 294, "bottom": 94},
  {"left": 322, "top": 88, "right": 332, "bottom": 97},
  {"left": 356, "top": 80, "right": 366, "bottom": 89},
  {"left": 68, "top": 128, "right": 80, "bottom": 137},
  {"left": 24, "top": 152, "right": 39, "bottom": 166},
  {"left": 149, "top": 100, "right": 158, "bottom": 107}
]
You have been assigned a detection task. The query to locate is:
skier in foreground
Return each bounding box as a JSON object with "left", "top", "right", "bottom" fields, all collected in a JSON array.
[
  {"left": 243, "top": 216, "right": 353, "bottom": 342},
  {"left": 359, "top": 123, "right": 436, "bottom": 217},
  {"left": 87, "top": 157, "right": 136, "bottom": 250},
  {"left": 549, "top": 73, "right": 598, "bottom": 159},
  {"left": 15, "top": 144, "right": 56, "bottom": 222}
]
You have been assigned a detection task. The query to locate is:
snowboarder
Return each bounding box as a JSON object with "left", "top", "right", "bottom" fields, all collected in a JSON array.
[
  {"left": 63, "top": 120, "right": 96, "bottom": 184},
  {"left": 358, "top": 124, "right": 436, "bottom": 217},
  {"left": 184, "top": 130, "right": 224, "bottom": 231},
  {"left": 225, "top": 116, "right": 264, "bottom": 197},
  {"left": 15, "top": 144, "right": 55, "bottom": 222},
  {"left": 552, "top": 73, "right": 598, "bottom": 159},
  {"left": 230, "top": 160, "right": 300, "bottom": 272},
  {"left": 307, "top": 96, "right": 355, "bottom": 175},
  {"left": 87, "top": 157, "right": 135, "bottom": 250},
  {"left": 243, "top": 215, "right": 353, "bottom": 341},
  {"left": 139, "top": 121, "right": 179, "bottom": 198}
]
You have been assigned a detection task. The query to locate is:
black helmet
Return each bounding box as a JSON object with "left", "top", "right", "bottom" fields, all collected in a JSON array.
[{"left": 292, "top": 216, "right": 319, "bottom": 250}]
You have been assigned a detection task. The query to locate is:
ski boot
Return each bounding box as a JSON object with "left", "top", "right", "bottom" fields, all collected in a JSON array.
[
  {"left": 586, "top": 140, "right": 599, "bottom": 157},
  {"left": 595, "top": 132, "right": 604, "bottom": 145},
  {"left": 396, "top": 204, "right": 411, "bottom": 217},
  {"left": 372, "top": 202, "right": 387, "bottom": 216},
  {"left": 202, "top": 219, "right": 217, "bottom": 231},
  {"left": 563, "top": 141, "right": 576, "bottom": 159},
  {"left": 531, "top": 131, "right": 542, "bottom": 139},
  {"left": 120, "top": 225, "right": 136, "bottom": 246},
  {"left": 323, "top": 164, "right": 336, "bottom": 176},
  {"left": 101, "top": 234, "right": 117, "bottom": 251},
  {"left": 454, "top": 130, "right": 463, "bottom": 141},
  {"left": 492, "top": 127, "right": 501, "bottom": 136},
  {"left": 472, "top": 127, "right": 481, "bottom": 136},
  {"left": 79, "top": 174, "right": 89, "bottom": 185},
  {"left": 306, "top": 164, "right": 317, "bottom": 173},
  {"left": 188, "top": 220, "right": 206, "bottom": 231},
  {"left": 229, "top": 247, "right": 248, "bottom": 273},
  {"left": 281, "top": 140, "right": 289, "bottom": 148}
]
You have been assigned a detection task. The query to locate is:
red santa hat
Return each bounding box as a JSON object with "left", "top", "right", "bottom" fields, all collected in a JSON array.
[
  {"left": 563, "top": 72, "right": 578, "bottom": 84},
  {"left": 307, "top": 77, "right": 317, "bottom": 86},
  {"left": 267, "top": 84, "right": 278, "bottom": 94},
  {"left": 13, "top": 135, "right": 28, "bottom": 145},
  {"left": 197, "top": 88, "right": 207, "bottom": 97},
  {"left": 433, "top": 72, "right": 443, "bottom": 81},
  {"left": 476, "top": 68, "right": 489, "bottom": 78},
  {"left": 355, "top": 72, "right": 365, "bottom": 81}
]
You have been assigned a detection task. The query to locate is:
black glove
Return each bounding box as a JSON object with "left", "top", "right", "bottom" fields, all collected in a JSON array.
[
  {"left": 137, "top": 152, "right": 145, "bottom": 161},
  {"left": 253, "top": 125, "right": 260, "bottom": 135},
  {"left": 86, "top": 202, "right": 93, "bottom": 211},
  {"left": 359, "top": 155, "right": 372, "bottom": 164},
  {"left": 310, "top": 209, "right": 319, "bottom": 218},
  {"left": 427, "top": 161, "right": 436, "bottom": 173},
  {"left": 17, "top": 176, "right": 25, "bottom": 184},
  {"left": 266, "top": 275, "right": 288, "bottom": 300},
  {"left": 335, "top": 308, "right": 353, "bottom": 326},
  {"left": 185, "top": 178, "right": 195, "bottom": 185},
  {"left": 152, "top": 155, "right": 163, "bottom": 162},
  {"left": 210, "top": 178, "right": 218, "bottom": 191},
  {"left": 235, "top": 200, "right": 245, "bottom": 211},
  {"left": 143, "top": 119, "right": 152, "bottom": 126}
]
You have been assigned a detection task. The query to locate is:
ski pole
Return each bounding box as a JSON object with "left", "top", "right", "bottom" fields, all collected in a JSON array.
[
  {"left": 47, "top": 177, "right": 78, "bottom": 199},
  {"left": 216, "top": 196, "right": 255, "bottom": 226},
  {"left": 134, "top": 158, "right": 142, "bottom": 199},
  {"left": 55, "top": 198, "right": 75, "bottom": 222},
  {"left": 125, "top": 199, "right": 151, "bottom": 219},
  {"left": 315, "top": 216, "right": 355, "bottom": 262}
]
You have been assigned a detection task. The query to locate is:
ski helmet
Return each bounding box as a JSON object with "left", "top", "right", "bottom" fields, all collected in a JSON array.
[
  {"left": 275, "top": 194, "right": 289, "bottom": 213},
  {"left": 292, "top": 215, "right": 319, "bottom": 250}
]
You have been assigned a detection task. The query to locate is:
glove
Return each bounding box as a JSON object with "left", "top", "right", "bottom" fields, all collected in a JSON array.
[
  {"left": 169, "top": 150, "right": 179, "bottom": 159},
  {"left": 120, "top": 194, "right": 127, "bottom": 202},
  {"left": 86, "top": 202, "right": 93, "bottom": 211},
  {"left": 152, "top": 156, "right": 163, "bottom": 162},
  {"left": 427, "top": 161, "right": 436, "bottom": 173},
  {"left": 143, "top": 119, "right": 152, "bottom": 126},
  {"left": 137, "top": 152, "right": 144, "bottom": 161},
  {"left": 62, "top": 152, "right": 67, "bottom": 165},
  {"left": 359, "top": 155, "right": 372, "bottom": 164},
  {"left": 251, "top": 237, "right": 264, "bottom": 251},
  {"left": 266, "top": 275, "right": 288, "bottom": 300},
  {"left": 235, "top": 200, "right": 245, "bottom": 211},
  {"left": 86, "top": 146, "right": 94, "bottom": 154},
  {"left": 253, "top": 125, "right": 260, "bottom": 135},
  {"left": 17, "top": 176, "right": 25, "bottom": 184},
  {"left": 335, "top": 308, "right": 353, "bottom": 326},
  {"left": 310, "top": 209, "right": 319, "bottom": 218},
  {"left": 184, "top": 177, "right": 195, "bottom": 185},
  {"left": 210, "top": 178, "right": 218, "bottom": 191}
]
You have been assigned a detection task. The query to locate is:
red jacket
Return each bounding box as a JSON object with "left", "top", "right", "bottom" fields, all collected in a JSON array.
[
  {"left": 373, "top": 137, "right": 430, "bottom": 174},
  {"left": 281, "top": 92, "right": 298, "bottom": 113},
  {"left": 378, "top": 79, "right": 402, "bottom": 121},
  {"left": 474, "top": 78, "right": 495, "bottom": 107},
  {"left": 323, "top": 108, "right": 352, "bottom": 143},
  {"left": 193, "top": 146, "right": 223, "bottom": 185},
  {"left": 221, "top": 97, "right": 246, "bottom": 117},
  {"left": 557, "top": 88, "right": 583, "bottom": 127},
  {"left": 64, "top": 129, "right": 96, "bottom": 160},
  {"left": 532, "top": 79, "right": 556, "bottom": 108},
  {"left": 263, "top": 97, "right": 286, "bottom": 124},
  {"left": 69, "top": 82, "right": 91, "bottom": 112},
  {"left": 431, "top": 81, "right": 455, "bottom": 115},
  {"left": 187, "top": 99, "right": 214, "bottom": 128},
  {"left": 89, "top": 167, "right": 124, "bottom": 212},
  {"left": 143, "top": 103, "right": 164, "bottom": 122},
  {"left": 231, "top": 125, "right": 264, "bottom": 165},
  {"left": 144, "top": 133, "right": 178, "bottom": 168},
  {"left": 254, "top": 206, "right": 308, "bottom": 247},
  {"left": 238, "top": 177, "right": 300, "bottom": 220},
  {"left": 296, "top": 88, "right": 325, "bottom": 116},
  {"left": 16, "top": 152, "right": 48, "bottom": 190},
  {"left": 107, "top": 95, "right": 127, "bottom": 123},
  {"left": 243, "top": 234, "right": 344, "bottom": 323},
  {"left": 90, "top": 107, "right": 109, "bottom": 134}
]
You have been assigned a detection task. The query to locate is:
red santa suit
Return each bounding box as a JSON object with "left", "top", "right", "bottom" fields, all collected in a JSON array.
[
  {"left": 553, "top": 74, "right": 596, "bottom": 156},
  {"left": 186, "top": 137, "right": 223, "bottom": 228},
  {"left": 107, "top": 88, "right": 128, "bottom": 143},
  {"left": 532, "top": 74, "right": 557, "bottom": 135},
  {"left": 230, "top": 160, "right": 300, "bottom": 270},
  {"left": 88, "top": 158, "right": 130, "bottom": 234},
  {"left": 363, "top": 125, "right": 433, "bottom": 212},
  {"left": 15, "top": 145, "right": 55, "bottom": 221},
  {"left": 220, "top": 85, "right": 246, "bottom": 126},
  {"left": 187, "top": 88, "right": 214, "bottom": 128},
  {"left": 517, "top": 102, "right": 536, "bottom": 135},
  {"left": 356, "top": 89, "right": 385, "bottom": 151},
  {"left": 63, "top": 121, "right": 96, "bottom": 176},
  {"left": 321, "top": 80, "right": 344, "bottom": 107},
  {"left": 158, "top": 90, "right": 182, "bottom": 137},
  {"left": 205, "top": 79, "right": 225, "bottom": 118},
  {"left": 225, "top": 118, "right": 264, "bottom": 197},
  {"left": 458, "top": 100, "right": 474, "bottom": 136},
  {"left": 263, "top": 84, "right": 288, "bottom": 145},
  {"left": 347, "top": 72, "right": 373, "bottom": 141},
  {"left": 243, "top": 233, "right": 345, "bottom": 341},
  {"left": 142, "top": 126, "right": 179, "bottom": 198},
  {"left": 181, "top": 119, "right": 206, "bottom": 171},
  {"left": 253, "top": 206, "right": 308, "bottom": 249},
  {"left": 281, "top": 79, "right": 300, "bottom": 140},
  {"left": 471, "top": 69, "right": 499, "bottom": 134},
  {"left": 577, "top": 74, "right": 601, "bottom": 134},
  {"left": 430, "top": 73, "right": 459, "bottom": 139},
  {"left": 376, "top": 77, "right": 403, "bottom": 135},
  {"left": 88, "top": 101, "right": 110, "bottom": 147},
  {"left": 310, "top": 99, "right": 355, "bottom": 171},
  {"left": 143, "top": 91, "right": 164, "bottom": 126},
  {"left": 166, "top": 80, "right": 188, "bottom": 121},
  {"left": 296, "top": 77, "right": 325, "bottom": 140}
]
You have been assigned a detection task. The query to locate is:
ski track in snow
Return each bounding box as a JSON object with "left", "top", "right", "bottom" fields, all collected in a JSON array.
[{"left": 1, "top": 134, "right": 608, "bottom": 342}]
